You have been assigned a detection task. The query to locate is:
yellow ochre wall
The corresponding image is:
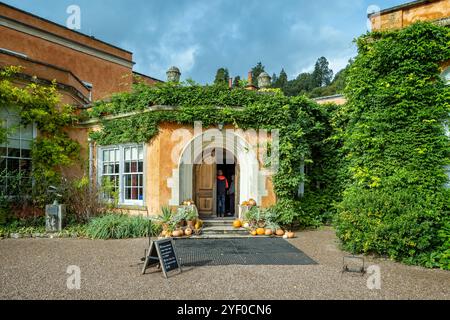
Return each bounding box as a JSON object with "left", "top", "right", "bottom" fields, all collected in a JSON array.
[
  {"left": 144, "top": 122, "right": 277, "bottom": 216},
  {"left": 370, "top": 0, "right": 450, "bottom": 31}
]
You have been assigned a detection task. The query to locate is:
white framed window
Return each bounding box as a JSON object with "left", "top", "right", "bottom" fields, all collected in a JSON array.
[
  {"left": 98, "top": 144, "right": 145, "bottom": 206},
  {"left": 0, "top": 107, "right": 35, "bottom": 195}
]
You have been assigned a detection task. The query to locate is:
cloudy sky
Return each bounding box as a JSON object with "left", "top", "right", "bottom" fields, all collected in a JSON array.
[{"left": 3, "top": 0, "right": 406, "bottom": 83}]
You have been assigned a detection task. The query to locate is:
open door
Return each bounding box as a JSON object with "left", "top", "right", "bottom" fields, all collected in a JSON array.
[{"left": 194, "top": 163, "right": 216, "bottom": 217}]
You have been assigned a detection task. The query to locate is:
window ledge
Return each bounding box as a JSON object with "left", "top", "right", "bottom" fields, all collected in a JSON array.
[{"left": 117, "top": 204, "right": 147, "bottom": 211}]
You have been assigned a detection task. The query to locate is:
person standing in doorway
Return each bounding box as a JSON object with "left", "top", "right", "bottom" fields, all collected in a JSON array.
[
  {"left": 216, "top": 170, "right": 228, "bottom": 217},
  {"left": 228, "top": 175, "right": 235, "bottom": 217}
]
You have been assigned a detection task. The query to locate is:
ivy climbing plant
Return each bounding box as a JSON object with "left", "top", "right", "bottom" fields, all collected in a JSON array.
[
  {"left": 87, "top": 82, "right": 331, "bottom": 220},
  {"left": 334, "top": 22, "right": 450, "bottom": 269},
  {"left": 0, "top": 66, "right": 80, "bottom": 206}
]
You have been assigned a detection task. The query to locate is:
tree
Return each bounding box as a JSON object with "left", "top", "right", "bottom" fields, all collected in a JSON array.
[
  {"left": 251, "top": 62, "right": 265, "bottom": 86},
  {"left": 273, "top": 68, "right": 288, "bottom": 89},
  {"left": 311, "top": 57, "right": 333, "bottom": 87},
  {"left": 214, "top": 68, "right": 229, "bottom": 85},
  {"left": 271, "top": 73, "right": 278, "bottom": 87},
  {"left": 233, "top": 76, "right": 241, "bottom": 88}
]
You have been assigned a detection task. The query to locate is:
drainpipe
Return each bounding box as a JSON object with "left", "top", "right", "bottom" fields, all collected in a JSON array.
[
  {"left": 298, "top": 160, "right": 305, "bottom": 198},
  {"left": 88, "top": 137, "right": 94, "bottom": 192}
]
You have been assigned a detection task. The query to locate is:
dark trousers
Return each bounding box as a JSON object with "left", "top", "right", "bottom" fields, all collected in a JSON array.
[
  {"left": 230, "top": 193, "right": 235, "bottom": 215},
  {"left": 217, "top": 194, "right": 226, "bottom": 217}
]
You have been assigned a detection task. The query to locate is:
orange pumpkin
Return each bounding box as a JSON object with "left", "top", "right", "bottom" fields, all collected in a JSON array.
[
  {"left": 185, "top": 228, "right": 193, "bottom": 236},
  {"left": 265, "top": 229, "right": 273, "bottom": 236},
  {"left": 287, "top": 231, "right": 295, "bottom": 239},
  {"left": 233, "top": 220, "right": 242, "bottom": 228},
  {"left": 250, "top": 230, "right": 257, "bottom": 236},
  {"left": 276, "top": 229, "right": 285, "bottom": 237},
  {"left": 256, "top": 228, "right": 265, "bottom": 236},
  {"left": 248, "top": 199, "right": 257, "bottom": 207}
]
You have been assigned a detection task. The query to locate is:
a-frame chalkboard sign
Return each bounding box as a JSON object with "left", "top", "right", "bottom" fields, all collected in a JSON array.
[{"left": 141, "top": 238, "right": 182, "bottom": 278}]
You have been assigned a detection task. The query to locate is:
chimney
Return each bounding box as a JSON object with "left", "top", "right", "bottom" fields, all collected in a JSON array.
[
  {"left": 229, "top": 77, "right": 233, "bottom": 89},
  {"left": 248, "top": 71, "right": 253, "bottom": 86}
]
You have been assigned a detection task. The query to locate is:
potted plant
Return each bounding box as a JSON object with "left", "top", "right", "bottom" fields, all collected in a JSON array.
[
  {"left": 187, "top": 209, "right": 198, "bottom": 229},
  {"left": 153, "top": 206, "right": 173, "bottom": 232}
]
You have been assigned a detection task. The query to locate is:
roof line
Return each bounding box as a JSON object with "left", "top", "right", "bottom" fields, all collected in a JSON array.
[
  {"left": 0, "top": 1, "right": 133, "bottom": 54},
  {"left": 0, "top": 47, "right": 89, "bottom": 90},
  {"left": 368, "top": 0, "right": 432, "bottom": 17},
  {"left": 133, "top": 71, "right": 164, "bottom": 83}
]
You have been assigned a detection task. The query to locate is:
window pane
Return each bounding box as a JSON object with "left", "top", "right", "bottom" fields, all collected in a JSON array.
[
  {"left": 138, "top": 161, "right": 143, "bottom": 173},
  {"left": 139, "top": 147, "right": 143, "bottom": 160},
  {"left": 21, "top": 149, "right": 31, "bottom": 159},
  {"left": 8, "top": 147, "right": 20, "bottom": 158},
  {"left": 21, "top": 124, "right": 33, "bottom": 140},
  {"left": 124, "top": 162, "right": 130, "bottom": 173},
  {"left": 103, "top": 150, "right": 109, "bottom": 162},
  {"left": 0, "top": 157, "right": 6, "bottom": 172},
  {"left": 132, "top": 147, "right": 138, "bottom": 160},
  {"left": 125, "top": 148, "right": 131, "bottom": 161},
  {"left": 7, "top": 158, "right": 19, "bottom": 172},
  {"left": 0, "top": 147, "right": 6, "bottom": 157}
]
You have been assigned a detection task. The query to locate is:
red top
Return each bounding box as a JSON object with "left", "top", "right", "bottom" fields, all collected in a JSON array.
[{"left": 217, "top": 175, "right": 229, "bottom": 189}]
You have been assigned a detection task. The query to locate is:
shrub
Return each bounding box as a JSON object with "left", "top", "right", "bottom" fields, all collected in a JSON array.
[
  {"left": 334, "top": 22, "right": 450, "bottom": 269},
  {"left": 61, "top": 176, "right": 110, "bottom": 223},
  {"left": 85, "top": 214, "right": 161, "bottom": 239},
  {"left": 271, "top": 199, "right": 322, "bottom": 229}
]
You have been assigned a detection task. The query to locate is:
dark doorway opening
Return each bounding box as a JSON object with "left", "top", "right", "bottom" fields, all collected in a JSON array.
[{"left": 216, "top": 163, "right": 235, "bottom": 217}]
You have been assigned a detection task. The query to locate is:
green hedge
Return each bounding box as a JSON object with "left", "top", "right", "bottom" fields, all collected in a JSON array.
[{"left": 335, "top": 22, "right": 450, "bottom": 269}]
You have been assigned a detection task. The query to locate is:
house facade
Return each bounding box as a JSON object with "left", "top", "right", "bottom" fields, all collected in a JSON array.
[{"left": 0, "top": 2, "right": 276, "bottom": 218}]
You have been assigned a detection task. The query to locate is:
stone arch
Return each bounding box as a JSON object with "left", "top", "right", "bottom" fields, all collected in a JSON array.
[{"left": 167, "top": 129, "right": 268, "bottom": 207}]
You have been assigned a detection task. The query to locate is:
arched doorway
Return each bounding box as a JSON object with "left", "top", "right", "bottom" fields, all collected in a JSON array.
[
  {"left": 193, "top": 148, "right": 239, "bottom": 217},
  {"left": 168, "top": 130, "right": 268, "bottom": 216}
]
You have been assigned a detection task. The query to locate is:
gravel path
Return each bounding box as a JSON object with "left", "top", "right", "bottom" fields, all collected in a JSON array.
[{"left": 0, "top": 227, "right": 449, "bottom": 300}]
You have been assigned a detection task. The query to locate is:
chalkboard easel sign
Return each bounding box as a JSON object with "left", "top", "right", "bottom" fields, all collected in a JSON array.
[{"left": 141, "top": 238, "right": 182, "bottom": 278}]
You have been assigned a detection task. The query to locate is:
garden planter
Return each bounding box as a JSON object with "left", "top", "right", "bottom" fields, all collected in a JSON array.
[{"left": 187, "top": 220, "right": 195, "bottom": 228}]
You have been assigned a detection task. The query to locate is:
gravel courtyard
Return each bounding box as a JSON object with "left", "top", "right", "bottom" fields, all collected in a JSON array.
[{"left": 1, "top": 227, "right": 449, "bottom": 300}]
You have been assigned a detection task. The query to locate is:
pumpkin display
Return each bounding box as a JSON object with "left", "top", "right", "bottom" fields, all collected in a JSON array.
[
  {"left": 250, "top": 230, "right": 257, "bottom": 236},
  {"left": 265, "top": 229, "right": 273, "bottom": 236},
  {"left": 194, "top": 221, "right": 203, "bottom": 230},
  {"left": 233, "top": 220, "right": 242, "bottom": 228},
  {"left": 185, "top": 228, "right": 193, "bottom": 236},
  {"left": 287, "top": 231, "right": 295, "bottom": 239},
  {"left": 172, "top": 230, "right": 181, "bottom": 237},
  {"left": 256, "top": 228, "right": 265, "bottom": 236},
  {"left": 276, "top": 229, "right": 285, "bottom": 237}
]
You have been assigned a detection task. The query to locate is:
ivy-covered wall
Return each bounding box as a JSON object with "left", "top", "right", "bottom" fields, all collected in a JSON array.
[
  {"left": 86, "top": 83, "right": 333, "bottom": 225},
  {"left": 0, "top": 66, "right": 80, "bottom": 207},
  {"left": 334, "top": 22, "right": 450, "bottom": 269}
]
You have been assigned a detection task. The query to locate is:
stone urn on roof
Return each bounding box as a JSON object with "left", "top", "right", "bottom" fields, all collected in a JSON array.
[
  {"left": 257, "top": 72, "right": 271, "bottom": 89},
  {"left": 166, "top": 66, "right": 181, "bottom": 83}
]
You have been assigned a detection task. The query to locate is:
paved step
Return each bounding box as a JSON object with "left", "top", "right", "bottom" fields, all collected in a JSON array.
[
  {"left": 202, "top": 225, "right": 249, "bottom": 236},
  {"left": 202, "top": 219, "right": 235, "bottom": 227}
]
